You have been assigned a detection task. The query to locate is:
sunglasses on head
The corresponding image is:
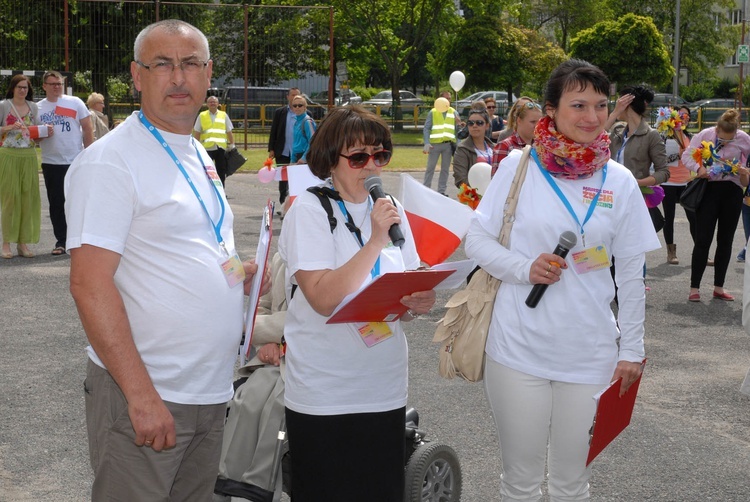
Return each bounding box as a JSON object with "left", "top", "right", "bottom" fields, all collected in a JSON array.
[
  {"left": 291, "top": 103, "right": 306, "bottom": 108},
  {"left": 339, "top": 150, "right": 392, "bottom": 169},
  {"left": 467, "top": 119, "right": 485, "bottom": 126},
  {"left": 524, "top": 102, "right": 542, "bottom": 110}
]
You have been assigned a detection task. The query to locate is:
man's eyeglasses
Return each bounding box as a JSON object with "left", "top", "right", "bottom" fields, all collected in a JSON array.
[
  {"left": 339, "top": 150, "right": 392, "bottom": 169},
  {"left": 45, "top": 82, "right": 63, "bottom": 87},
  {"left": 136, "top": 60, "right": 208, "bottom": 76},
  {"left": 291, "top": 103, "right": 306, "bottom": 108},
  {"left": 467, "top": 120, "right": 486, "bottom": 127}
]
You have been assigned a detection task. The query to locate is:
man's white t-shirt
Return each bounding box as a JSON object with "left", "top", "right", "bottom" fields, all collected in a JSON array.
[
  {"left": 65, "top": 112, "right": 244, "bottom": 405},
  {"left": 38, "top": 94, "right": 90, "bottom": 164},
  {"left": 466, "top": 149, "right": 660, "bottom": 385},
  {"left": 279, "top": 185, "right": 421, "bottom": 415}
]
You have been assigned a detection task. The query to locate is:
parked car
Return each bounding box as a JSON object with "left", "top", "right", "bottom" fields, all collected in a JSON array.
[
  {"left": 300, "top": 94, "right": 327, "bottom": 120},
  {"left": 362, "top": 90, "right": 424, "bottom": 115},
  {"left": 311, "top": 89, "right": 362, "bottom": 107},
  {"left": 455, "top": 91, "right": 517, "bottom": 117},
  {"left": 689, "top": 98, "right": 749, "bottom": 126},
  {"left": 650, "top": 93, "right": 688, "bottom": 109}
]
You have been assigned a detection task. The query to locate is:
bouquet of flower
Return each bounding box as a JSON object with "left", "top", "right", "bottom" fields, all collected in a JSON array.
[
  {"left": 457, "top": 183, "right": 481, "bottom": 210},
  {"left": 689, "top": 140, "right": 739, "bottom": 177},
  {"left": 654, "top": 107, "right": 682, "bottom": 138},
  {"left": 690, "top": 140, "right": 718, "bottom": 168},
  {"left": 640, "top": 185, "right": 665, "bottom": 208}
]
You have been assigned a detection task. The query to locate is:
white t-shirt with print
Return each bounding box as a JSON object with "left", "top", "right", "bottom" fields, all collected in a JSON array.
[
  {"left": 467, "top": 148, "right": 660, "bottom": 385},
  {"left": 279, "top": 185, "right": 421, "bottom": 415},
  {"left": 65, "top": 112, "right": 243, "bottom": 405},
  {"left": 38, "top": 94, "right": 90, "bottom": 164}
]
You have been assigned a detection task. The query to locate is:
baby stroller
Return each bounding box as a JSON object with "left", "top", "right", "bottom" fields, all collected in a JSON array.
[{"left": 214, "top": 254, "right": 462, "bottom": 501}]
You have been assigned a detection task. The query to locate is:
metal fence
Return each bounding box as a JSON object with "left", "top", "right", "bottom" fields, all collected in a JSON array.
[{"left": 0, "top": 0, "right": 335, "bottom": 146}]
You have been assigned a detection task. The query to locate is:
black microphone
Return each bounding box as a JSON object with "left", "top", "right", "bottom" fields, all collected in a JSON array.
[
  {"left": 525, "top": 231, "right": 578, "bottom": 308},
  {"left": 364, "top": 175, "right": 405, "bottom": 248}
]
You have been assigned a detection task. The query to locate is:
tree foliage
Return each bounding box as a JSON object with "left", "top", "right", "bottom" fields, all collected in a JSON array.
[
  {"left": 569, "top": 14, "right": 674, "bottom": 88},
  {"left": 524, "top": 0, "right": 613, "bottom": 51},
  {"left": 331, "top": 0, "right": 454, "bottom": 110},
  {"left": 608, "top": 0, "right": 737, "bottom": 85}
]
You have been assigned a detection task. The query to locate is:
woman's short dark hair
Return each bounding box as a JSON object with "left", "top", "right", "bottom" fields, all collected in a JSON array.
[
  {"left": 544, "top": 59, "right": 609, "bottom": 111},
  {"left": 619, "top": 85, "right": 655, "bottom": 116},
  {"left": 5, "top": 74, "right": 33, "bottom": 101},
  {"left": 307, "top": 106, "right": 393, "bottom": 179}
]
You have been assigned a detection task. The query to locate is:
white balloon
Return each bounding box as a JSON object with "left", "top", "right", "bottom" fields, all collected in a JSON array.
[
  {"left": 449, "top": 71, "right": 465, "bottom": 92},
  {"left": 468, "top": 162, "right": 492, "bottom": 195}
]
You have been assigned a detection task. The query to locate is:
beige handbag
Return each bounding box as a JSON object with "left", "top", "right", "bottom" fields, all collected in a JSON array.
[{"left": 433, "top": 145, "right": 531, "bottom": 382}]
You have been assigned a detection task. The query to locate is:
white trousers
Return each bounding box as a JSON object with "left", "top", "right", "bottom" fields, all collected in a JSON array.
[{"left": 484, "top": 358, "right": 603, "bottom": 502}]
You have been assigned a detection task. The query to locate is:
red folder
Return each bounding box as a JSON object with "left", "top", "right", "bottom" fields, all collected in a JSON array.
[
  {"left": 326, "top": 269, "right": 454, "bottom": 324},
  {"left": 586, "top": 360, "right": 647, "bottom": 466}
]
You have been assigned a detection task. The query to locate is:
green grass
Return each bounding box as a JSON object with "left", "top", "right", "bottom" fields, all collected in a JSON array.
[
  {"left": 237, "top": 144, "right": 427, "bottom": 173},
  {"left": 236, "top": 128, "right": 427, "bottom": 172}
]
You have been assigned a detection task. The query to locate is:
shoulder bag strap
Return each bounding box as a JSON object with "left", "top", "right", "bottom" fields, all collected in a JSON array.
[{"left": 498, "top": 145, "right": 531, "bottom": 247}]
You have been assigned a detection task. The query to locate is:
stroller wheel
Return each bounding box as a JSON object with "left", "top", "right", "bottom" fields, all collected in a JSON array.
[{"left": 404, "top": 443, "right": 462, "bottom": 502}]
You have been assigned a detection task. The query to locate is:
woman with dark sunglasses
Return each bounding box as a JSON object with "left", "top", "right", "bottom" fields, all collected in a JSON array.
[
  {"left": 453, "top": 109, "right": 494, "bottom": 188},
  {"left": 290, "top": 94, "right": 316, "bottom": 164},
  {"left": 278, "top": 106, "right": 436, "bottom": 501}
]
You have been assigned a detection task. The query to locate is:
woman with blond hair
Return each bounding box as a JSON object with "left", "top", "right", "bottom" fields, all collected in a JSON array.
[
  {"left": 682, "top": 108, "right": 750, "bottom": 302},
  {"left": 491, "top": 100, "right": 543, "bottom": 175},
  {"left": 86, "top": 92, "right": 109, "bottom": 141},
  {"left": 496, "top": 96, "right": 533, "bottom": 142}
]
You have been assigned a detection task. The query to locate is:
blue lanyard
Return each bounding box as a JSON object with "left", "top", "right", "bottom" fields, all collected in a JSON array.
[
  {"left": 530, "top": 148, "right": 607, "bottom": 246},
  {"left": 615, "top": 129, "right": 629, "bottom": 164},
  {"left": 335, "top": 199, "right": 380, "bottom": 279},
  {"left": 138, "top": 112, "right": 227, "bottom": 252}
]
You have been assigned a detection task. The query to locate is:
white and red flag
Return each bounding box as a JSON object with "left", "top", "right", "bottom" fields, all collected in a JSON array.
[{"left": 399, "top": 174, "right": 473, "bottom": 266}]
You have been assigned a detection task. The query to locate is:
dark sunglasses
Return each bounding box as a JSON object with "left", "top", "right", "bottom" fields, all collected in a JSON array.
[
  {"left": 291, "top": 103, "right": 306, "bottom": 108},
  {"left": 339, "top": 150, "right": 392, "bottom": 169},
  {"left": 486, "top": 105, "right": 496, "bottom": 109},
  {"left": 467, "top": 120, "right": 486, "bottom": 126}
]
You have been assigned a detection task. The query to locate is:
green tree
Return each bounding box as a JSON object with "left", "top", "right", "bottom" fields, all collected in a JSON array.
[
  {"left": 569, "top": 14, "right": 674, "bottom": 88},
  {"left": 524, "top": 0, "right": 613, "bottom": 51},
  {"left": 608, "top": 0, "right": 737, "bottom": 86},
  {"left": 331, "top": 0, "right": 455, "bottom": 128}
]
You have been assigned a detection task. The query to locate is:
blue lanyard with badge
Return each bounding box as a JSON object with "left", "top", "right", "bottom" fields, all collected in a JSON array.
[
  {"left": 333, "top": 194, "right": 394, "bottom": 347},
  {"left": 139, "top": 112, "right": 245, "bottom": 288},
  {"left": 531, "top": 148, "right": 611, "bottom": 275}
]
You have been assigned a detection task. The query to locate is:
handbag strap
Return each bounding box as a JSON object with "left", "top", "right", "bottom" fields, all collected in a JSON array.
[{"left": 498, "top": 145, "right": 531, "bottom": 247}]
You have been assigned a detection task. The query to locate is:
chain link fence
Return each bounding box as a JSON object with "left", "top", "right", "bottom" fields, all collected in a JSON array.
[{"left": 0, "top": 0, "right": 334, "bottom": 146}]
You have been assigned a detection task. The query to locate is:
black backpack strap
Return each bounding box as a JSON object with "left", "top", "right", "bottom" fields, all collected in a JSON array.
[{"left": 306, "top": 186, "right": 339, "bottom": 233}]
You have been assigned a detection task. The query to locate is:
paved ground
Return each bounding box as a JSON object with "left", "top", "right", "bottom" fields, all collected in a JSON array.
[{"left": 2, "top": 170, "right": 750, "bottom": 501}]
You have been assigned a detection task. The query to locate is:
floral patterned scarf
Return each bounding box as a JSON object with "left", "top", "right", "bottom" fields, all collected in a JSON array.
[{"left": 532, "top": 115, "right": 610, "bottom": 180}]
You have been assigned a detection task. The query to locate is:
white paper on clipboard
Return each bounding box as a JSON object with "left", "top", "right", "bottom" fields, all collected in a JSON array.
[{"left": 241, "top": 200, "right": 274, "bottom": 364}]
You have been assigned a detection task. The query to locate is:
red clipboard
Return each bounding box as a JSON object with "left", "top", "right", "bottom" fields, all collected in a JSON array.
[
  {"left": 586, "top": 359, "right": 647, "bottom": 466},
  {"left": 326, "top": 269, "right": 454, "bottom": 324}
]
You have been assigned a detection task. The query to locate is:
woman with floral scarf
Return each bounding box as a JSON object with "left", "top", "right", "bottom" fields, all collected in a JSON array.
[{"left": 466, "top": 60, "right": 659, "bottom": 500}]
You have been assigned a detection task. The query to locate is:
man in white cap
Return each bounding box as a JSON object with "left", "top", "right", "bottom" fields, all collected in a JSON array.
[{"left": 422, "top": 92, "right": 461, "bottom": 195}]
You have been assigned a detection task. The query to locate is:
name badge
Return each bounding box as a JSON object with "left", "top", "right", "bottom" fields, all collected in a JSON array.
[
  {"left": 204, "top": 164, "right": 223, "bottom": 188},
  {"left": 220, "top": 253, "right": 246, "bottom": 288},
  {"left": 571, "top": 243, "right": 611, "bottom": 275},
  {"left": 357, "top": 322, "right": 393, "bottom": 348}
]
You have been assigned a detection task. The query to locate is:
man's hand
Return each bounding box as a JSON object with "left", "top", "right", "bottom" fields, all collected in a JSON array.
[
  {"left": 243, "top": 259, "right": 272, "bottom": 296},
  {"left": 130, "top": 393, "right": 176, "bottom": 451}
]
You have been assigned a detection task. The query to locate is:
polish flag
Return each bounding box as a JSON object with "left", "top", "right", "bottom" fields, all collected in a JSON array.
[
  {"left": 55, "top": 106, "right": 77, "bottom": 119},
  {"left": 399, "top": 174, "right": 474, "bottom": 266}
]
